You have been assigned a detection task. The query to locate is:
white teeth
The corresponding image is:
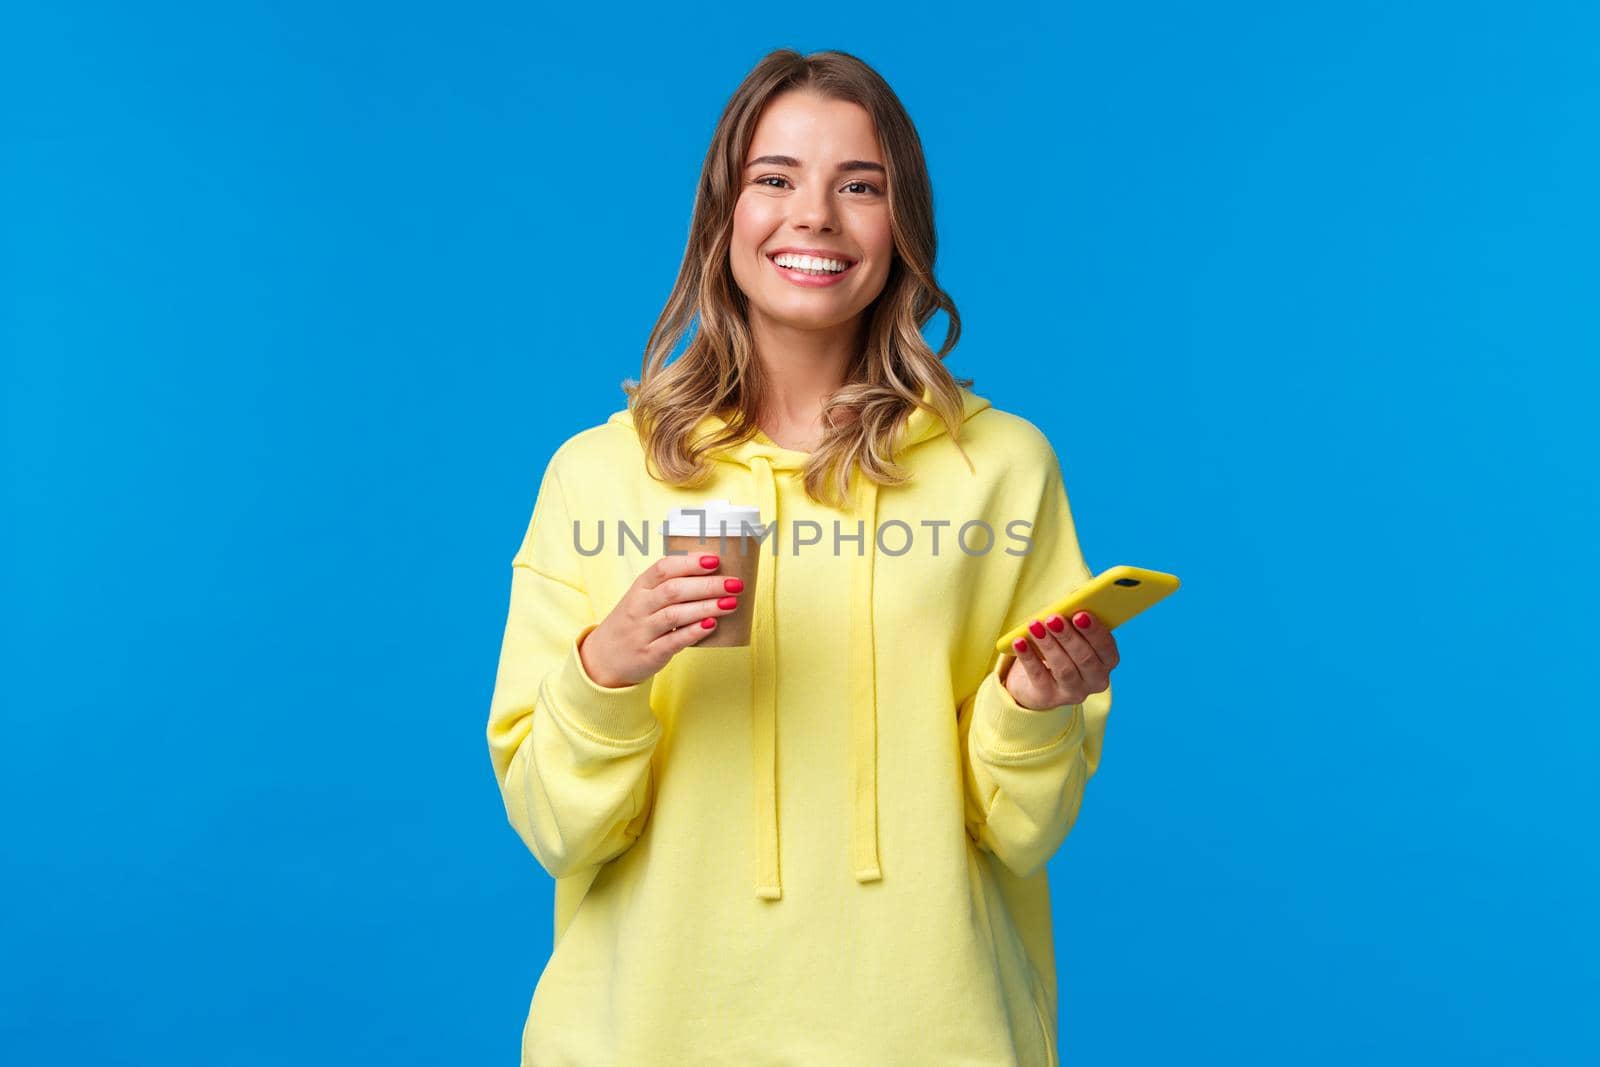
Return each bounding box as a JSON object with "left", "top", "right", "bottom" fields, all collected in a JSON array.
[{"left": 773, "top": 252, "right": 849, "bottom": 274}]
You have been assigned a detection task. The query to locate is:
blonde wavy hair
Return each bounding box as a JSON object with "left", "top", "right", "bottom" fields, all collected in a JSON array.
[{"left": 620, "top": 48, "right": 976, "bottom": 511}]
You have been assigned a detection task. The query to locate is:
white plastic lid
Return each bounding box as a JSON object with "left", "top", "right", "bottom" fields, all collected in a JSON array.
[{"left": 664, "top": 499, "right": 764, "bottom": 538}]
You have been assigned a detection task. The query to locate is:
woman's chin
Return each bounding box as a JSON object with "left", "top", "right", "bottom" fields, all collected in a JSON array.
[{"left": 756, "top": 298, "right": 863, "bottom": 332}]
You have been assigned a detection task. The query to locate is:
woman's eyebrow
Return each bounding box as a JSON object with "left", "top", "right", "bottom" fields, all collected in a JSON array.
[{"left": 744, "top": 154, "right": 886, "bottom": 175}]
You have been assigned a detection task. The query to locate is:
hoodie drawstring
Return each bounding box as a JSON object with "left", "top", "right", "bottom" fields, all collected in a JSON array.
[
  {"left": 850, "top": 470, "right": 882, "bottom": 885},
  {"left": 749, "top": 454, "right": 782, "bottom": 899},
  {"left": 747, "top": 455, "right": 883, "bottom": 900}
]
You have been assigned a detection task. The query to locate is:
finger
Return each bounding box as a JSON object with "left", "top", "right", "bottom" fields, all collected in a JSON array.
[
  {"left": 1031, "top": 617, "right": 1088, "bottom": 690},
  {"left": 1024, "top": 617, "right": 1062, "bottom": 668},
  {"left": 1046, "top": 614, "right": 1098, "bottom": 671},
  {"left": 652, "top": 594, "right": 740, "bottom": 639},
  {"left": 1068, "top": 612, "right": 1118, "bottom": 672},
  {"left": 640, "top": 551, "right": 724, "bottom": 617},
  {"left": 656, "top": 572, "right": 746, "bottom": 611},
  {"left": 1008, "top": 635, "right": 1056, "bottom": 690},
  {"left": 659, "top": 613, "right": 720, "bottom": 648},
  {"left": 1057, "top": 612, "right": 1113, "bottom": 690},
  {"left": 645, "top": 550, "right": 723, "bottom": 593}
]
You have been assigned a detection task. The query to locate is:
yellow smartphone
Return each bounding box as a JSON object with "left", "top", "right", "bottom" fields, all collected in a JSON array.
[{"left": 995, "top": 565, "right": 1181, "bottom": 656}]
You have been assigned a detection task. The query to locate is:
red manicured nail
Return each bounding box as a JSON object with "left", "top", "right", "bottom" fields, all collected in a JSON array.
[
  {"left": 724, "top": 578, "right": 744, "bottom": 593},
  {"left": 1046, "top": 615, "right": 1065, "bottom": 632},
  {"left": 700, "top": 555, "right": 719, "bottom": 569},
  {"left": 1013, "top": 638, "right": 1029, "bottom": 653},
  {"left": 717, "top": 596, "right": 738, "bottom": 610},
  {"left": 1073, "top": 612, "right": 1092, "bottom": 629},
  {"left": 700, "top": 617, "right": 716, "bottom": 629},
  {"left": 1028, "top": 620, "right": 1047, "bottom": 638}
]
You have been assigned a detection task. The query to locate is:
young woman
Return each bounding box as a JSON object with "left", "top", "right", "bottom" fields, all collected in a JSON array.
[{"left": 487, "top": 48, "right": 1119, "bottom": 1066}]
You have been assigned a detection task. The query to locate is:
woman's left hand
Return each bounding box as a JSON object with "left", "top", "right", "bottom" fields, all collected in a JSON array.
[{"left": 1002, "top": 611, "right": 1119, "bottom": 711}]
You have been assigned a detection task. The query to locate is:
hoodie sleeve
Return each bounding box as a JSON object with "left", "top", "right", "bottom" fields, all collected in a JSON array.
[
  {"left": 958, "top": 440, "right": 1113, "bottom": 879},
  {"left": 485, "top": 454, "right": 663, "bottom": 881}
]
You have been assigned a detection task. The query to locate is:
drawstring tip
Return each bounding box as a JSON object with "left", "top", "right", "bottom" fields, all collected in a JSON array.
[{"left": 756, "top": 884, "right": 782, "bottom": 900}]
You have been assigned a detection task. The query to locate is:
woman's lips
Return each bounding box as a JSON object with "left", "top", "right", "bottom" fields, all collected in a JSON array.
[{"left": 768, "top": 255, "right": 856, "bottom": 288}]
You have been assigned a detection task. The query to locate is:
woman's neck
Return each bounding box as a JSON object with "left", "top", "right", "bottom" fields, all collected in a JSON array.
[{"left": 741, "top": 309, "right": 869, "bottom": 451}]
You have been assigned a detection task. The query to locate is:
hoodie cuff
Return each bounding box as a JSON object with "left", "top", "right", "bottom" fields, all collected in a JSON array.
[
  {"left": 546, "top": 623, "right": 660, "bottom": 743},
  {"left": 971, "top": 653, "right": 1086, "bottom": 760}
]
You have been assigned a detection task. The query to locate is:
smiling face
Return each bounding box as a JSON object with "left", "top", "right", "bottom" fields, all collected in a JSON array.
[{"left": 729, "top": 89, "right": 895, "bottom": 335}]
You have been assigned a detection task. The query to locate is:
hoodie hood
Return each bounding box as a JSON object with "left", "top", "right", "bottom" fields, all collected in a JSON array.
[{"left": 607, "top": 384, "right": 993, "bottom": 899}]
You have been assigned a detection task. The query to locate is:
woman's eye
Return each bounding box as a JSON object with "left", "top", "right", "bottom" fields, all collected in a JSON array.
[{"left": 751, "top": 176, "right": 881, "bottom": 194}]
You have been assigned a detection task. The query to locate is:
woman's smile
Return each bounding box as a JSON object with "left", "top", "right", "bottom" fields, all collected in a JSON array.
[{"left": 767, "top": 251, "right": 859, "bottom": 288}]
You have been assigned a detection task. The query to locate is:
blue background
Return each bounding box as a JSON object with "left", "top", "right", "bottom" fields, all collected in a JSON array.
[{"left": 5, "top": 1, "right": 1596, "bottom": 1063}]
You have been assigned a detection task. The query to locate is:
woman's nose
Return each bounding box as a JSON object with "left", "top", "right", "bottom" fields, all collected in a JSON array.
[{"left": 789, "top": 186, "right": 837, "bottom": 230}]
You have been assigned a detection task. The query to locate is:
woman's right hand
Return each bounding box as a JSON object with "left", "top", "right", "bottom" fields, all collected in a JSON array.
[{"left": 577, "top": 553, "right": 744, "bottom": 688}]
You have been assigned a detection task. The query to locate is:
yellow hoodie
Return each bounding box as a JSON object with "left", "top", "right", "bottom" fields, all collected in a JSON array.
[{"left": 487, "top": 384, "right": 1112, "bottom": 1066}]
